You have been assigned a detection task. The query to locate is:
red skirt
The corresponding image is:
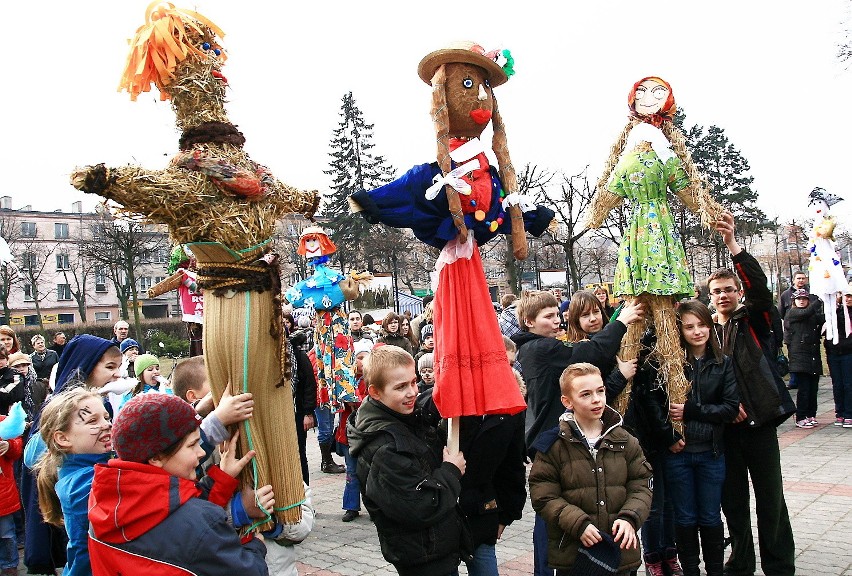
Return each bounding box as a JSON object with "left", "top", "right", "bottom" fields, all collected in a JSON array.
[{"left": 433, "top": 244, "right": 526, "bottom": 418}]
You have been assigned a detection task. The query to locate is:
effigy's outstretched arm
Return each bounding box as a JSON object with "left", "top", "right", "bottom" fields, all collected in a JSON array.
[
  {"left": 266, "top": 175, "right": 320, "bottom": 221},
  {"left": 675, "top": 180, "right": 724, "bottom": 231},
  {"left": 70, "top": 164, "right": 182, "bottom": 222}
]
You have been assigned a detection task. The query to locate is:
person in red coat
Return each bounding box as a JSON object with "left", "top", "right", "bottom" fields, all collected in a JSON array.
[{"left": 0, "top": 415, "right": 23, "bottom": 576}]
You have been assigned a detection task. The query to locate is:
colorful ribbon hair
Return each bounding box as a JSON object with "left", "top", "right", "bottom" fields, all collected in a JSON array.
[{"left": 118, "top": 1, "right": 226, "bottom": 101}]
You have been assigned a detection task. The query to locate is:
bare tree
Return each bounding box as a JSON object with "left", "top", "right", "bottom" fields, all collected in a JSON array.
[
  {"left": 532, "top": 168, "right": 597, "bottom": 293},
  {"left": 17, "top": 239, "right": 58, "bottom": 330},
  {"left": 0, "top": 215, "right": 22, "bottom": 323},
  {"left": 60, "top": 227, "right": 98, "bottom": 323},
  {"left": 81, "top": 213, "right": 169, "bottom": 338}
]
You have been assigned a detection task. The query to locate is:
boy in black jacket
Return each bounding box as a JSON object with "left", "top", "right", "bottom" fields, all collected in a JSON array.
[
  {"left": 348, "top": 345, "right": 468, "bottom": 576},
  {"left": 708, "top": 212, "right": 795, "bottom": 576}
]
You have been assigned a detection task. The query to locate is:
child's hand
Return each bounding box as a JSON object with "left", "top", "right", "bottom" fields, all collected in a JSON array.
[
  {"left": 0, "top": 441, "right": 8, "bottom": 457},
  {"left": 616, "top": 300, "right": 645, "bottom": 326},
  {"left": 616, "top": 356, "right": 638, "bottom": 380},
  {"left": 241, "top": 484, "right": 275, "bottom": 519},
  {"left": 612, "top": 519, "right": 637, "bottom": 549},
  {"left": 580, "top": 524, "right": 602, "bottom": 547},
  {"left": 443, "top": 447, "right": 466, "bottom": 476},
  {"left": 214, "top": 388, "right": 254, "bottom": 426},
  {"left": 194, "top": 392, "right": 215, "bottom": 417},
  {"left": 220, "top": 430, "right": 256, "bottom": 479}
]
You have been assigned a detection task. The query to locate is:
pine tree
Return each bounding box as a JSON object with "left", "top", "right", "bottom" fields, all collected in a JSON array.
[{"left": 323, "top": 92, "right": 395, "bottom": 270}]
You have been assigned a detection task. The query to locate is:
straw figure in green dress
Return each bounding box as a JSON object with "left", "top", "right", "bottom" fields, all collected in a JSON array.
[{"left": 587, "top": 76, "right": 723, "bottom": 418}]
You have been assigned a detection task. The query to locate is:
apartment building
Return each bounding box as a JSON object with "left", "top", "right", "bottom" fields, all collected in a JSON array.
[{"left": 0, "top": 196, "right": 171, "bottom": 327}]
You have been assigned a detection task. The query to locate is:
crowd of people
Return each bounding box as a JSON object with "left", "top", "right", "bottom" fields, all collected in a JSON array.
[{"left": 0, "top": 211, "right": 844, "bottom": 576}]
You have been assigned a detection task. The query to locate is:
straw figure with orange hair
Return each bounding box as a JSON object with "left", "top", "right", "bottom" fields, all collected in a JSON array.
[
  {"left": 70, "top": 2, "right": 319, "bottom": 527},
  {"left": 587, "top": 76, "right": 724, "bottom": 420}
]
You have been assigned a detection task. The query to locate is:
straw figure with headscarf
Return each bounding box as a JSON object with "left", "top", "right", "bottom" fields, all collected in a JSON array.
[
  {"left": 806, "top": 187, "right": 846, "bottom": 343},
  {"left": 285, "top": 226, "right": 371, "bottom": 415},
  {"left": 69, "top": 2, "right": 318, "bottom": 526},
  {"left": 147, "top": 245, "right": 204, "bottom": 357},
  {"left": 586, "top": 77, "right": 724, "bottom": 420},
  {"left": 349, "top": 42, "right": 555, "bottom": 448}
]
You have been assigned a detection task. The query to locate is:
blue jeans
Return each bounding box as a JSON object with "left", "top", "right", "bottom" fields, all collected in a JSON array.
[
  {"left": 665, "top": 450, "right": 725, "bottom": 527},
  {"left": 0, "top": 514, "right": 17, "bottom": 569},
  {"left": 467, "top": 543, "right": 498, "bottom": 576},
  {"left": 828, "top": 353, "right": 852, "bottom": 419},
  {"left": 340, "top": 444, "right": 360, "bottom": 511},
  {"left": 641, "top": 451, "right": 676, "bottom": 554},
  {"left": 314, "top": 405, "right": 333, "bottom": 445}
]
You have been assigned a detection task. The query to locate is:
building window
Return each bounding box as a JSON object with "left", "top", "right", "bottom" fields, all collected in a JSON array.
[
  {"left": 23, "top": 284, "right": 34, "bottom": 302},
  {"left": 139, "top": 277, "right": 152, "bottom": 292},
  {"left": 24, "top": 315, "right": 40, "bottom": 326},
  {"left": 20, "top": 222, "right": 36, "bottom": 237},
  {"left": 57, "top": 284, "right": 72, "bottom": 301},
  {"left": 95, "top": 268, "right": 107, "bottom": 292},
  {"left": 58, "top": 313, "right": 75, "bottom": 324},
  {"left": 94, "top": 311, "right": 111, "bottom": 322},
  {"left": 155, "top": 248, "right": 168, "bottom": 264},
  {"left": 21, "top": 252, "right": 36, "bottom": 270},
  {"left": 55, "top": 223, "right": 70, "bottom": 239},
  {"left": 91, "top": 224, "right": 103, "bottom": 240},
  {"left": 155, "top": 276, "right": 166, "bottom": 285},
  {"left": 56, "top": 253, "right": 71, "bottom": 270}
]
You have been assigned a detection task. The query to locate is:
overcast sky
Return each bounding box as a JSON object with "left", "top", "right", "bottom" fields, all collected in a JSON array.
[{"left": 4, "top": 0, "right": 852, "bottom": 229}]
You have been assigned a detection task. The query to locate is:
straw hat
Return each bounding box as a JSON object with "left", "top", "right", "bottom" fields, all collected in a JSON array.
[{"left": 418, "top": 41, "right": 509, "bottom": 87}]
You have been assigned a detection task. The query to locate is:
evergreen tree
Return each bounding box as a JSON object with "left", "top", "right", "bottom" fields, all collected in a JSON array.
[
  {"left": 323, "top": 92, "right": 395, "bottom": 270},
  {"left": 672, "top": 109, "right": 769, "bottom": 269}
]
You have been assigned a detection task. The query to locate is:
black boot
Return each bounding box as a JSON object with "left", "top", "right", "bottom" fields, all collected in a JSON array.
[
  {"left": 699, "top": 524, "right": 725, "bottom": 576},
  {"left": 674, "top": 525, "right": 700, "bottom": 576},
  {"left": 319, "top": 442, "right": 345, "bottom": 473}
]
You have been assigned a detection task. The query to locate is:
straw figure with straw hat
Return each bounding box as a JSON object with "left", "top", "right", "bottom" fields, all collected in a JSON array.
[
  {"left": 70, "top": 2, "right": 319, "bottom": 527},
  {"left": 349, "top": 42, "right": 555, "bottom": 448},
  {"left": 285, "top": 226, "right": 371, "bottom": 431},
  {"left": 586, "top": 77, "right": 724, "bottom": 426}
]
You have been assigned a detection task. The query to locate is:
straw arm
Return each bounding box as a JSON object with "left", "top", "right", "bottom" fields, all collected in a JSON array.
[
  {"left": 674, "top": 182, "right": 724, "bottom": 231},
  {"left": 147, "top": 270, "right": 184, "bottom": 298},
  {"left": 70, "top": 163, "right": 173, "bottom": 217},
  {"left": 267, "top": 177, "right": 320, "bottom": 221},
  {"left": 585, "top": 188, "right": 622, "bottom": 230}
]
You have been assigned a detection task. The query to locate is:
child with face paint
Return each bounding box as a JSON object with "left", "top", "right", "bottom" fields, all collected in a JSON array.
[
  {"left": 34, "top": 387, "right": 113, "bottom": 576},
  {"left": 22, "top": 335, "right": 121, "bottom": 575}
]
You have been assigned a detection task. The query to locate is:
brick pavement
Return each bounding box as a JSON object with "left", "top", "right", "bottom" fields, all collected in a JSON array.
[{"left": 15, "top": 376, "right": 852, "bottom": 574}]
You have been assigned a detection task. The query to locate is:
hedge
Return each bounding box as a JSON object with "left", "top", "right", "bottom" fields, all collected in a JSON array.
[{"left": 11, "top": 318, "right": 191, "bottom": 357}]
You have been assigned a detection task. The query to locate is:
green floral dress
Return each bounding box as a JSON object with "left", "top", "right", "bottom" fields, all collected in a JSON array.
[{"left": 608, "top": 150, "right": 693, "bottom": 298}]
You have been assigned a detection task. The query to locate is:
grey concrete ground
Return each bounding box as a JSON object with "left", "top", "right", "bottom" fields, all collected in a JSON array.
[{"left": 16, "top": 375, "right": 852, "bottom": 575}]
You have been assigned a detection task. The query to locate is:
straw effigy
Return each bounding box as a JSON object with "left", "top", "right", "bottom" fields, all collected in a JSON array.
[
  {"left": 586, "top": 80, "right": 724, "bottom": 433},
  {"left": 70, "top": 2, "right": 317, "bottom": 527}
]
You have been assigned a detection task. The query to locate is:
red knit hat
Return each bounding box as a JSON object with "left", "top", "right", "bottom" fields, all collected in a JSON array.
[{"left": 112, "top": 393, "right": 202, "bottom": 463}]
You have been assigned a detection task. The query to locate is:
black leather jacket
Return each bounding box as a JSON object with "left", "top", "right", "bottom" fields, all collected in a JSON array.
[{"left": 682, "top": 354, "right": 740, "bottom": 456}]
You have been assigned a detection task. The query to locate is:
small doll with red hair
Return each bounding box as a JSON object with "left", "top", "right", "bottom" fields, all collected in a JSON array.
[
  {"left": 285, "top": 227, "right": 369, "bottom": 437},
  {"left": 587, "top": 76, "right": 723, "bottom": 415}
]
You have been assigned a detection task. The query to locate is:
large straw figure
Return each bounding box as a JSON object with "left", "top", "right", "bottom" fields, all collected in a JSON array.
[
  {"left": 806, "top": 187, "right": 846, "bottom": 343},
  {"left": 70, "top": 3, "right": 318, "bottom": 526},
  {"left": 587, "top": 77, "right": 723, "bottom": 418},
  {"left": 349, "top": 42, "right": 555, "bottom": 442}
]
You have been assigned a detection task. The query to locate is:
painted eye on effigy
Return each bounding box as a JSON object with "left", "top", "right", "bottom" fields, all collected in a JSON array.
[{"left": 462, "top": 78, "right": 474, "bottom": 89}]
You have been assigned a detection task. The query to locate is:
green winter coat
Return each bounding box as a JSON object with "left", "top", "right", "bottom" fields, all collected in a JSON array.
[{"left": 529, "top": 407, "right": 652, "bottom": 572}]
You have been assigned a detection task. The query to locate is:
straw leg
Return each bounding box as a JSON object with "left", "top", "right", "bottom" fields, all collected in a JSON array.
[
  {"left": 648, "top": 295, "right": 689, "bottom": 436},
  {"left": 613, "top": 296, "right": 644, "bottom": 416},
  {"left": 204, "top": 290, "right": 304, "bottom": 527}
]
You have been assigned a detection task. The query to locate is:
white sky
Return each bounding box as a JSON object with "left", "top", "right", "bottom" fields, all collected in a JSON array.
[{"left": 4, "top": 0, "right": 852, "bottom": 228}]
